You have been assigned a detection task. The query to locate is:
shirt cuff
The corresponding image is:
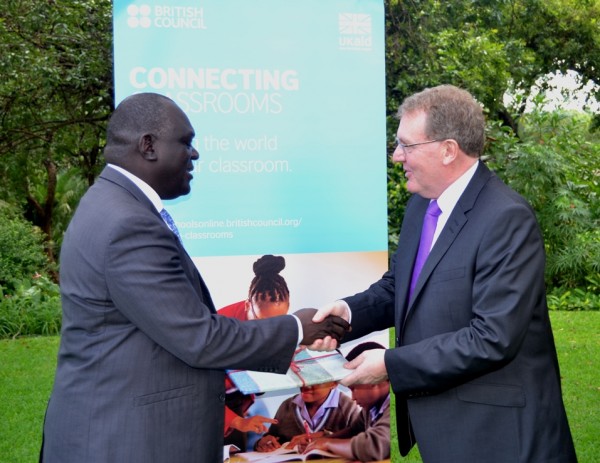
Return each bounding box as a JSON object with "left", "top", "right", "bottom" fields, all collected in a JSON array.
[
  {"left": 291, "top": 314, "right": 303, "bottom": 345},
  {"left": 338, "top": 299, "right": 352, "bottom": 324}
]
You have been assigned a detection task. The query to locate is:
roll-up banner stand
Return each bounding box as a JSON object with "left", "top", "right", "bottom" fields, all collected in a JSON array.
[{"left": 113, "top": 0, "right": 389, "bottom": 451}]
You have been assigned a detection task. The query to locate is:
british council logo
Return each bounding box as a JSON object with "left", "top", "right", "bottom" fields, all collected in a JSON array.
[{"left": 127, "top": 5, "right": 152, "bottom": 29}]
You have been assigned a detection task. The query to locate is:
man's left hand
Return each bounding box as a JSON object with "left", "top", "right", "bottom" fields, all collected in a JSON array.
[{"left": 340, "top": 349, "right": 388, "bottom": 386}]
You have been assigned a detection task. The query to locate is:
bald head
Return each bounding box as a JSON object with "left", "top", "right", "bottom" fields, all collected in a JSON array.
[
  {"left": 104, "top": 93, "right": 176, "bottom": 165},
  {"left": 103, "top": 92, "right": 199, "bottom": 199}
]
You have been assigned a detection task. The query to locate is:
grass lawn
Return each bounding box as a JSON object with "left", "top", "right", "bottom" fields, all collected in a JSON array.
[
  {"left": 0, "top": 335, "right": 59, "bottom": 461},
  {"left": 1, "top": 312, "right": 598, "bottom": 462}
]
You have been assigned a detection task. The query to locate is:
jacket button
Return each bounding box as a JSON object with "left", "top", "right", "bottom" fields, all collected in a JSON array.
[{"left": 218, "top": 394, "right": 226, "bottom": 402}]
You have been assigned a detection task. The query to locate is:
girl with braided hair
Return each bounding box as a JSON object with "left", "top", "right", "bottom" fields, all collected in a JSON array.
[
  {"left": 219, "top": 254, "right": 290, "bottom": 321},
  {"left": 218, "top": 255, "right": 291, "bottom": 451}
]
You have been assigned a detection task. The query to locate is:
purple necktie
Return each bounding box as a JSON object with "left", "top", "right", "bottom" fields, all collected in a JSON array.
[
  {"left": 160, "top": 208, "right": 182, "bottom": 241},
  {"left": 409, "top": 200, "right": 442, "bottom": 300}
]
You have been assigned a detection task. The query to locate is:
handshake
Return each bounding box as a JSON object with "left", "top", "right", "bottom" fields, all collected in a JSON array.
[{"left": 294, "top": 308, "right": 351, "bottom": 347}]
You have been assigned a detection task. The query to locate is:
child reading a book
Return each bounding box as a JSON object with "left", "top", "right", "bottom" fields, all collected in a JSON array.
[
  {"left": 254, "top": 381, "right": 360, "bottom": 452},
  {"left": 301, "top": 341, "right": 391, "bottom": 462}
]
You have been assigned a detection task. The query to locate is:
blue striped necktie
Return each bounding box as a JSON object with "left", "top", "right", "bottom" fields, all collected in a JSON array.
[{"left": 160, "top": 208, "right": 181, "bottom": 241}]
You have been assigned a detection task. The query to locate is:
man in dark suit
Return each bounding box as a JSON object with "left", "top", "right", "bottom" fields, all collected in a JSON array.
[
  {"left": 40, "top": 93, "right": 348, "bottom": 463},
  {"left": 313, "top": 85, "right": 577, "bottom": 462}
]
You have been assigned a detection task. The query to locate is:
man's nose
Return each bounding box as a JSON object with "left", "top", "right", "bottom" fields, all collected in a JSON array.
[{"left": 391, "top": 145, "right": 404, "bottom": 163}]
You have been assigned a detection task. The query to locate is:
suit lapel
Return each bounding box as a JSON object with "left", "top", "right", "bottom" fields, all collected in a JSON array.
[
  {"left": 395, "top": 196, "right": 428, "bottom": 328},
  {"left": 99, "top": 166, "right": 217, "bottom": 313},
  {"left": 402, "top": 163, "right": 493, "bottom": 324}
]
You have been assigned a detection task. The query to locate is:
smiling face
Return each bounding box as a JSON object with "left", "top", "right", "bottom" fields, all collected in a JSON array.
[
  {"left": 391, "top": 110, "right": 447, "bottom": 199},
  {"left": 152, "top": 103, "right": 199, "bottom": 200}
]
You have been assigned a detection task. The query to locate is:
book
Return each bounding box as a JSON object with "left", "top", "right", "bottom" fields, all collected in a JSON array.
[
  {"left": 234, "top": 445, "right": 340, "bottom": 462},
  {"left": 227, "top": 348, "right": 351, "bottom": 394},
  {"left": 223, "top": 444, "right": 241, "bottom": 462}
]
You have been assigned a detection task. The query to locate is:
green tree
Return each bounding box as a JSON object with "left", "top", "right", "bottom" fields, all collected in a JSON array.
[
  {"left": 384, "top": 0, "right": 600, "bottom": 249},
  {"left": 0, "top": 0, "right": 113, "bottom": 266},
  {"left": 486, "top": 107, "right": 600, "bottom": 289},
  {"left": 384, "top": 0, "right": 599, "bottom": 131},
  {"left": 0, "top": 0, "right": 598, "bottom": 300}
]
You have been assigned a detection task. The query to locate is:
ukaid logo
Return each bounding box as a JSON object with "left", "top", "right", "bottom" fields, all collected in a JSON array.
[
  {"left": 338, "top": 13, "right": 372, "bottom": 51},
  {"left": 126, "top": 4, "right": 207, "bottom": 29}
]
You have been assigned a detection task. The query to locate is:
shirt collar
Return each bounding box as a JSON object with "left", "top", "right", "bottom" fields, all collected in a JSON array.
[
  {"left": 292, "top": 387, "right": 341, "bottom": 428},
  {"left": 107, "top": 164, "right": 163, "bottom": 213},
  {"left": 436, "top": 160, "right": 479, "bottom": 215},
  {"left": 369, "top": 393, "right": 390, "bottom": 423}
]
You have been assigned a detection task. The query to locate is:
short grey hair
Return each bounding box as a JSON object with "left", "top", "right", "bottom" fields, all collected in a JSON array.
[{"left": 398, "top": 85, "right": 485, "bottom": 157}]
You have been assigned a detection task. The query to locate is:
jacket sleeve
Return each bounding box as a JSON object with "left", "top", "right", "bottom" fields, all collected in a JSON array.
[
  {"left": 385, "top": 200, "right": 546, "bottom": 394},
  {"left": 350, "top": 405, "right": 391, "bottom": 461},
  {"left": 104, "top": 206, "right": 298, "bottom": 373}
]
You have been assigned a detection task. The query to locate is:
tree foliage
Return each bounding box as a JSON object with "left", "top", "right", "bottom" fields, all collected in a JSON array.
[
  {"left": 0, "top": 202, "right": 53, "bottom": 295},
  {"left": 0, "top": 0, "right": 598, "bottom": 300},
  {"left": 384, "top": 0, "right": 600, "bottom": 285},
  {"left": 485, "top": 107, "right": 600, "bottom": 289},
  {"left": 0, "top": 0, "right": 113, "bottom": 264},
  {"left": 384, "top": 0, "right": 599, "bottom": 125}
]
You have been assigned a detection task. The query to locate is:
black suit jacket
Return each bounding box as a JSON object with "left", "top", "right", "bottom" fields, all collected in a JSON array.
[
  {"left": 41, "top": 167, "right": 299, "bottom": 463},
  {"left": 344, "top": 162, "right": 577, "bottom": 462}
]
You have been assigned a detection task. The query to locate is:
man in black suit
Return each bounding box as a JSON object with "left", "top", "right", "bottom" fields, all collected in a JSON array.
[
  {"left": 313, "top": 85, "right": 577, "bottom": 462},
  {"left": 40, "top": 92, "right": 348, "bottom": 463}
]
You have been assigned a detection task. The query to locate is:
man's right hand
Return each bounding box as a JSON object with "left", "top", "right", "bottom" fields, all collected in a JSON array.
[
  {"left": 311, "top": 300, "right": 350, "bottom": 323},
  {"left": 305, "top": 301, "right": 351, "bottom": 350},
  {"left": 294, "top": 308, "right": 350, "bottom": 347}
]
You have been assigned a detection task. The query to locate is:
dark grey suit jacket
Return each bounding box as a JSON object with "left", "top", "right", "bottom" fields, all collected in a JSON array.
[
  {"left": 344, "top": 163, "right": 577, "bottom": 462},
  {"left": 41, "top": 167, "right": 299, "bottom": 463}
]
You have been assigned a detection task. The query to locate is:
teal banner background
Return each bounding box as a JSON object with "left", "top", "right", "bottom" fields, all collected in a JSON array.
[{"left": 113, "top": 0, "right": 387, "bottom": 257}]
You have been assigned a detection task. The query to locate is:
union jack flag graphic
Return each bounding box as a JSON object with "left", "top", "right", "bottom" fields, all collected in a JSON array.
[{"left": 339, "top": 13, "right": 371, "bottom": 35}]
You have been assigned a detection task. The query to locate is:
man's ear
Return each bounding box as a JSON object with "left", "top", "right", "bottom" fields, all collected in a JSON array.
[
  {"left": 441, "top": 139, "right": 459, "bottom": 166},
  {"left": 138, "top": 133, "right": 158, "bottom": 160}
]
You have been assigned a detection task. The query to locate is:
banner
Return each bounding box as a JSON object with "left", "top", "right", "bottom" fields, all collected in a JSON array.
[{"left": 114, "top": 0, "right": 389, "bottom": 456}]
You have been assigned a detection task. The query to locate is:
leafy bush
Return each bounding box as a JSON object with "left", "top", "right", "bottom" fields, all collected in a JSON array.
[
  {"left": 0, "top": 275, "right": 61, "bottom": 338},
  {"left": 547, "top": 274, "right": 600, "bottom": 311},
  {"left": 0, "top": 203, "right": 61, "bottom": 338},
  {"left": 0, "top": 203, "right": 54, "bottom": 295},
  {"left": 485, "top": 109, "right": 600, "bottom": 291},
  {"left": 387, "top": 115, "right": 412, "bottom": 252}
]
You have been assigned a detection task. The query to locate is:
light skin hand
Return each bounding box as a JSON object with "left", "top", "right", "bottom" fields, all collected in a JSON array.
[
  {"left": 305, "top": 336, "right": 338, "bottom": 352},
  {"left": 340, "top": 349, "right": 388, "bottom": 387},
  {"left": 306, "top": 301, "right": 350, "bottom": 351}
]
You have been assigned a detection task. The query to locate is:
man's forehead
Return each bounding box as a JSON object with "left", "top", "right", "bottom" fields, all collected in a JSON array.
[
  {"left": 166, "top": 105, "right": 195, "bottom": 136},
  {"left": 398, "top": 110, "right": 427, "bottom": 134}
]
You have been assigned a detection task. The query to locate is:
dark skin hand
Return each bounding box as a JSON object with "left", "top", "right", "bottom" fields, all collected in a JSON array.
[{"left": 294, "top": 308, "right": 351, "bottom": 345}]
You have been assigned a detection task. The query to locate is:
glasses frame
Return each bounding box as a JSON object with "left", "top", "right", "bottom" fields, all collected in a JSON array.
[{"left": 394, "top": 137, "right": 445, "bottom": 154}]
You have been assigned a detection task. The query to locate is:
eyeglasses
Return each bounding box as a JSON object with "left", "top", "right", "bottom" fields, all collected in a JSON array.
[{"left": 394, "top": 137, "right": 445, "bottom": 154}]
